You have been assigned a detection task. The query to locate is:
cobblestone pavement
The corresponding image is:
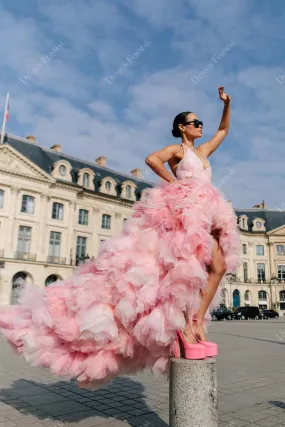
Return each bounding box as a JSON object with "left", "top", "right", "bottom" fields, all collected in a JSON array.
[{"left": 1, "top": 320, "right": 285, "bottom": 426}]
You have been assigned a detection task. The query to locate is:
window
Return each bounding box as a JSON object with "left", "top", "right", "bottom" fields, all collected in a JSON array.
[
  {"left": 244, "top": 290, "right": 250, "bottom": 301},
  {"left": 76, "top": 236, "right": 87, "bottom": 260},
  {"left": 17, "top": 226, "right": 32, "bottom": 254},
  {"left": 277, "top": 245, "right": 285, "bottom": 256},
  {"left": 256, "top": 221, "right": 262, "bottom": 228},
  {"left": 0, "top": 190, "right": 4, "bottom": 209},
  {"left": 258, "top": 290, "right": 267, "bottom": 301},
  {"left": 45, "top": 275, "right": 59, "bottom": 286},
  {"left": 242, "top": 243, "right": 247, "bottom": 255},
  {"left": 78, "top": 209, "right": 88, "bottom": 225},
  {"left": 126, "top": 185, "right": 132, "bottom": 199},
  {"left": 280, "top": 290, "right": 285, "bottom": 302},
  {"left": 52, "top": 202, "right": 64, "bottom": 220},
  {"left": 257, "top": 263, "right": 265, "bottom": 282},
  {"left": 59, "top": 165, "right": 66, "bottom": 176},
  {"left": 256, "top": 245, "right": 264, "bottom": 256},
  {"left": 243, "top": 262, "right": 248, "bottom": 282},
  {"left": 278, "top": 265, "right": 285, "bottom": 280},
  {"left": 49, "top": 232, "right": 61, "bottom": 257},
  {"left": 105, "top": 181, "right": 111, "bottom": 191},
  {"left": 102, "top": 214, "right": 111, "bottom": 230},
  {"left": 242, "top": 218, "right": 245, "bottom": 228},
  {"left": 21, "top": 195, "right": 35, "bottom": 214},
  {"left": 83, "top": 173, "right": 90, "bottom": 187}
]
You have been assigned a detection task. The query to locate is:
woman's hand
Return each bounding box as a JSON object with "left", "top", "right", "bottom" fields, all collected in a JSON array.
[{"left": 218, "top": 86, "right": 231, "bottom": 104}]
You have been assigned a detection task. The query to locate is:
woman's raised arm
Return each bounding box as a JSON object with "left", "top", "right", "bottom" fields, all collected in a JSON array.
[{"left": 198, "top": 86, "right": 231, "bottom": 158}]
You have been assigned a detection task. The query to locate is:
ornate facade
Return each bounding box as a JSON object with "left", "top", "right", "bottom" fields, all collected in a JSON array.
[
  {"left": 223, "top": 203, "right": 285, "bottom": 314},
  {"left": 0, "top": 134, "right": 152, "bottom": 306}
]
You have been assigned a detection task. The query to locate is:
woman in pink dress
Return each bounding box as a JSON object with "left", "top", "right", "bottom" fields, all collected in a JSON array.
[{"left": 0, "top": 86, "right": 240, "bottom": 389}]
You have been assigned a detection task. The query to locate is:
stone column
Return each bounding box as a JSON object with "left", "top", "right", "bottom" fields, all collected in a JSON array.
[
  {"left": 6, "top": 186, "right": 20, "bottom": 257},
  {"left": 37, "top": 194, "right": 50, "bottom": 261},
  {"left": 248, "top": 242, "right": 255, "bottom": 282},
  {"left": 67, "top": 201, "right": 76, "bottom": 265},
  {"left": 115, "top": 212, "right": 122, "bottom": 234},
  {"left": 170, "top": 358, "right": 218, "bottom": 427}
]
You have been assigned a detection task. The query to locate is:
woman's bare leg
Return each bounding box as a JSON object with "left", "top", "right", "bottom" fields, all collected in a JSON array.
[{"left": 182, "top": 235, "right": 226, "bottom": 343}]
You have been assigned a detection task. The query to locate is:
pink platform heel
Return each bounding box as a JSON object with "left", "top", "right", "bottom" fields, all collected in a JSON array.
[
  {"left": 175, "top": 330, "right": 206, "bottom": 360},
  {"left": 191, "top": 318, "right": 218, "bottom": 357}
]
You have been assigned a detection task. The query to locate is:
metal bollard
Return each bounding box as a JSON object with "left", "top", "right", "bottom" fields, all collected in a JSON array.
[{"left": 169, "top": 357, "right": 218, "bottom": 427}]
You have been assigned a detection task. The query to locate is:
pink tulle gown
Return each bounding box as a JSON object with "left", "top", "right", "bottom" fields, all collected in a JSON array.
[{"left": 0, "top": 143, "right": 240, "bottom": 389}]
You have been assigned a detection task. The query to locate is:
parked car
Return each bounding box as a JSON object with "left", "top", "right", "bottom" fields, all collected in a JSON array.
[
  {"left": 233, "top": 306, "right": 261, "bottom": 320},
  {"left": 211, "top": 306, "right": 234, "bottom": 321},
  {"left": 262, "top": 309, "right": 279, "bottom": 319}
]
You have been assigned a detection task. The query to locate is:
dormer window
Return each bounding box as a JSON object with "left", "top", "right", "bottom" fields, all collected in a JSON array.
[
  {"left": 83, "top": 173, "right": 90, "bottom": 188},
  {"left": 59, "top": 165, "right": 66, "bottom": 177},
  {"left": 253, "top": 218, "right": 266, "bottom": 232},
  {"left": 51, "top": 160, "right": 72, "bottom": 182},
  {"left": 99, "top": 177, "right": 117, "bottom": 196},
  {"left": 126, "top": 185, "right": 132, "bottom": 199},
  {"left": 238, "top": 215, "right": 248, "bottom": 231},
  {"left": 121, "top": 181, "right": 136, "bottom": 201},
  {"left": 78, "top": 168, "right": 95, "bottom": 191}
]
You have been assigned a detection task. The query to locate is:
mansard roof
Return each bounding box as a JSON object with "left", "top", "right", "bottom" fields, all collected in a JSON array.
[{"left": 3, "top": 134, "right": 154, "bottom": 200}]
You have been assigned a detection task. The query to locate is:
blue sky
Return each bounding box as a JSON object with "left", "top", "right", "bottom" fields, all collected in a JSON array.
[{"left": 1, "top": 0, "right": 285, "bottom": 208}]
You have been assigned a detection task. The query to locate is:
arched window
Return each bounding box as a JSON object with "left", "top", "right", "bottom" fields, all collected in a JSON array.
[
  {"left": 242, "top": 218, "right": 245, "bottom": 228},
  {"left": 233, "top": 289, "right": 240, "bottom": 307},
  {"left": 83, "top": 173, "right": 90, "bottom": 188},
  {"left": 11, "top": 272, "right": 26, "bottom": 305},
  {"left": 0, "top": 190, "right": 4, "bottom": 209},
  {"left": 45, "top": 275, "right": 59, "bottom": 286},
  {"left": 105, "top": 181, "right": 111, "bottom": 191},
  {"left": 59, "top": 165, "right": 66, "bottom": 176},
  {"left": 126, "top": 185, "right": 132, "bottom": 198},
  {"left": 258, "top": 290, "right": 267, "bottom": 300},
  {"left": 21, "top": 195, "right": 35, "bottom": 214}
]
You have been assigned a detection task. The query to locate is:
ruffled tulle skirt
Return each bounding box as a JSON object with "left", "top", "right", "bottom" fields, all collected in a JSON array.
[{"left": 0, "top": 178, "right": 240, "bottom": 388}]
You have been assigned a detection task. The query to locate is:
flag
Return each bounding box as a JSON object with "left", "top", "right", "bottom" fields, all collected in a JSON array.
[
  {"left": 0, "top": 93, "right": 9, "bottom": 144},
  {"left": 5, "top": 97, "right": 9, "bottom": 121}
]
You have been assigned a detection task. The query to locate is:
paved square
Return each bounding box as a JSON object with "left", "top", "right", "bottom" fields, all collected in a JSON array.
[{"left": 1, "top": 319, "right": 285, "bottom": 426}]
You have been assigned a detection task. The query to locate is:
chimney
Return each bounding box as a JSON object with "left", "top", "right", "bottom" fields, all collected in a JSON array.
[
  {"left": 96, "top": 156, "right": 107, "bottom": 167},
  {"left": 131, "top": 168, "right": 142, "bottom": 178},
  {"left": 253, "top": 200, "right": 267, "bottom": 209},
  {"left": 50, "top": 144, "right": 62, "bottom": 152},
  {"left": 26, "top": 135, "right": 36, "bottom": 141}
]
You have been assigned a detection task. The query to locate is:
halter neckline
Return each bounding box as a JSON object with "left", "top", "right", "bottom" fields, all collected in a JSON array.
[{"left": 181, "top": 143, "right": 210, "bottom": 171}]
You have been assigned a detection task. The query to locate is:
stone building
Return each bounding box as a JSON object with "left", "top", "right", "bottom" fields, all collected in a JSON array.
[
  {"left": 223, "top": 202, "right": 285, "bottom": 314},
  {"left": 0, "top": 133, "right": 152, "bottom": 306}
]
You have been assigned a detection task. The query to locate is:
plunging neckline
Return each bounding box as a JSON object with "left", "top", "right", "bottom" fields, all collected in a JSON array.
[{"left": 181, "top": 143, "right": 210, "bottom": 171}]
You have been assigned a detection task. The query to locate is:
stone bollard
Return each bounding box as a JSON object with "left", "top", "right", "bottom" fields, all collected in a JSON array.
[{"left": 169, "top": 357, "right": 218, "bottom": 427}]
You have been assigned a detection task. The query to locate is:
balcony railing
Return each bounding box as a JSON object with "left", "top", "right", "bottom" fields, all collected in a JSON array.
[
  {"left": 47, "top": 256, "right": 66, "bottom": 265},
  {"left": 0, "top": 249, "right": 3, "bottom": 258},
  {"left": 14, "top": 252, "right": 36, "bottom": 261}
]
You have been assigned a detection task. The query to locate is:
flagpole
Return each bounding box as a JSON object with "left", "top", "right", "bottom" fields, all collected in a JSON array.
[{"left": 0, "top": 92, "right": 9, "bottom": 144}]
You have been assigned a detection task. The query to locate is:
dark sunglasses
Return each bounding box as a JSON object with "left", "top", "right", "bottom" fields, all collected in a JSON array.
[{"left": 182, "top": 119, "right": 203, "bottom": 128}]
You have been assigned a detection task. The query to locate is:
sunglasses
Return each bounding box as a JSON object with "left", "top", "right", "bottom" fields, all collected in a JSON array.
[{"left": 182, "top": 119, "right": 203, "bottom": 128}]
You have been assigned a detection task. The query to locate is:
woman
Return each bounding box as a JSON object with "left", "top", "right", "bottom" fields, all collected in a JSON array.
[{"left": 0, "top": 86, "right": 240, "bottom": 389}]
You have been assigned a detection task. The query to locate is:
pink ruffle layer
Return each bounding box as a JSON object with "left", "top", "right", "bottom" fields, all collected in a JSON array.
[{"left": 0, "top": 178, "right": 240, "bottom": 388}]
